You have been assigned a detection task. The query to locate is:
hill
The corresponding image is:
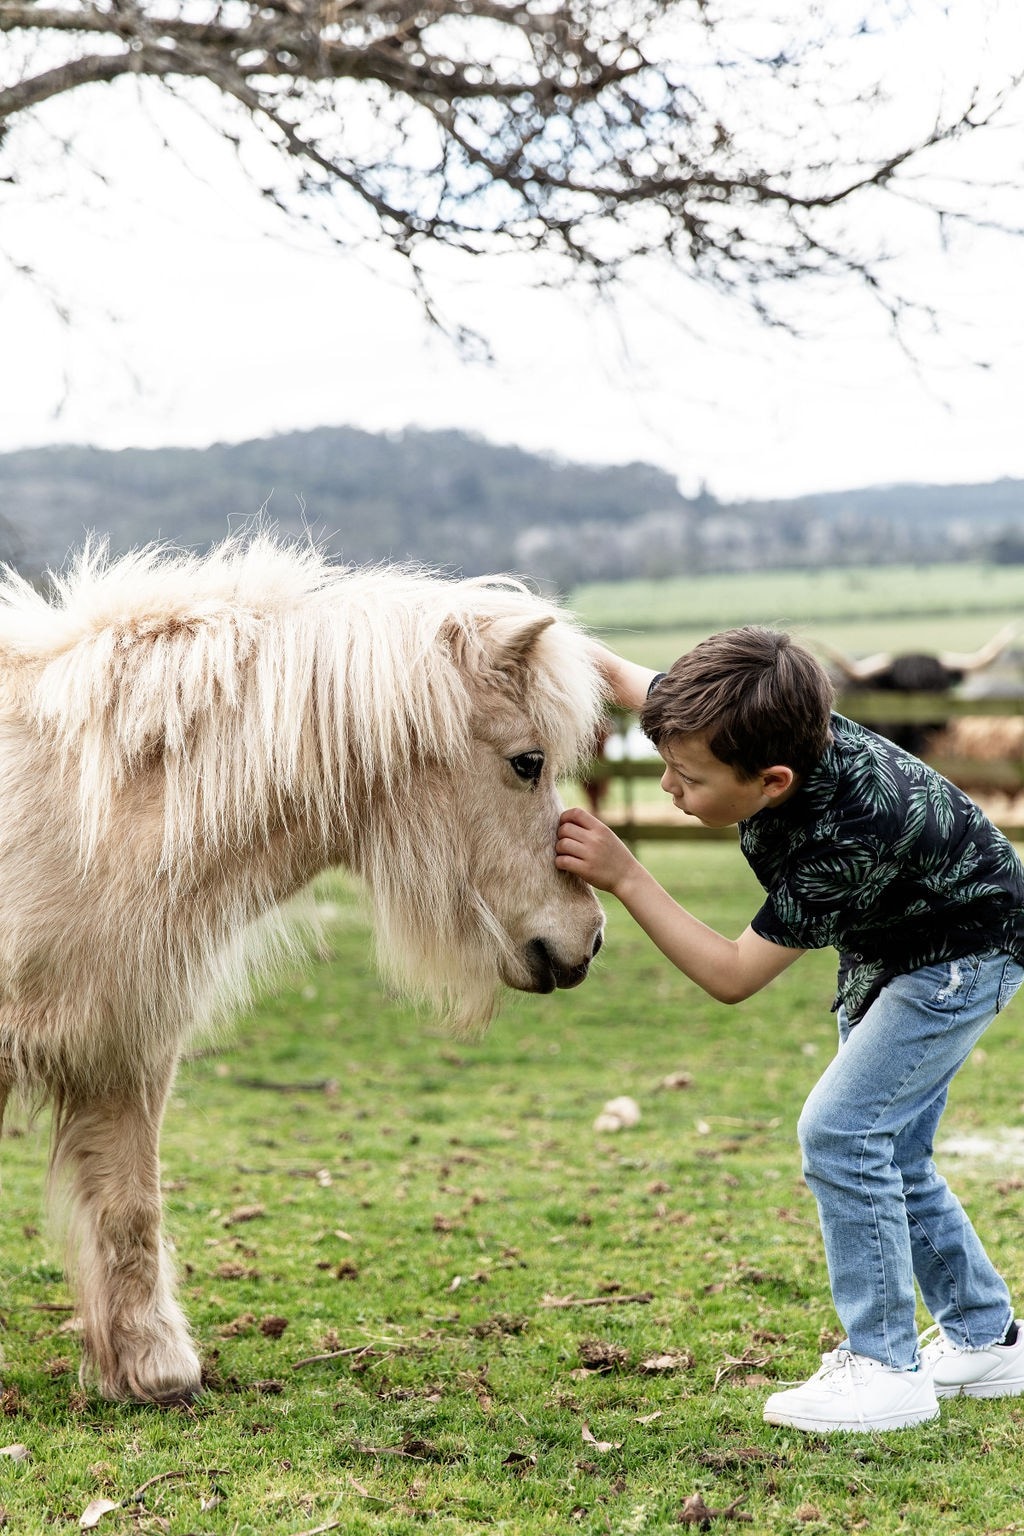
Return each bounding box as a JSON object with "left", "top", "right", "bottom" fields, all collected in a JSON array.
[
  {"left": 0, "top": 427, "right": 685, "bottom": 582},
  {"left": 0, "top": 426, "right": 1022, "bottom": 585}
]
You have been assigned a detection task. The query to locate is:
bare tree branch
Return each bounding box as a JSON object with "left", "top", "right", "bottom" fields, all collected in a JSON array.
[{"left": 2, "top": 0, "right": 1023, "bottom": 326}]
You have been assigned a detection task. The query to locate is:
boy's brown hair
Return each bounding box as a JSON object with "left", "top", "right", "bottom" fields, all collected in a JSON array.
[{"left": 640, "top": 626, "right": 834, "bottom": 779}]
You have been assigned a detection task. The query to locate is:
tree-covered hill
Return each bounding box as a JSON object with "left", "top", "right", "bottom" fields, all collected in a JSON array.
[
  {"left": 0, "top": 425, "right": 1022, "bottom": 585},
  {"left": 0, "top": 426, "right": 686, "bottom": 581}
]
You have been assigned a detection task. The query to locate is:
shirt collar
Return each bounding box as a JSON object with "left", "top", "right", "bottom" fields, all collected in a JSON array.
[{"left": 743, "top": 714, "right": 841, "bottom": 830}]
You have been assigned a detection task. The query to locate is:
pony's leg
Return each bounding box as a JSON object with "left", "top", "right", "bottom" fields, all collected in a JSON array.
[
  {"left": 51, "top": 1070, "right": 201, "bottom": 1403},
  {"left": 0, "top": 1076, "right": 9, "bottom": 1380}
]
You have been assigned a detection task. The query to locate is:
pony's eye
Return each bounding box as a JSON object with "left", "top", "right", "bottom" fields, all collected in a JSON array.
[{"left": 509, "top": 751, "right": 544, "bottom": 785}]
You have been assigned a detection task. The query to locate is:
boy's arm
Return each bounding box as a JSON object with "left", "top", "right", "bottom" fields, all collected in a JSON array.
[
  {"left": 588, "top": 641, "right": 661, "bottom": 711},
  {"left": 555, "top": 807, "right": 804, "bottom": 1004}
]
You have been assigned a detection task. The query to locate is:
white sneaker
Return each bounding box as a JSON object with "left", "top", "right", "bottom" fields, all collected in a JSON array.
[
  {"left": 918, "top": 1321, "right": 1024, "bottom": 1399},
  {"left": 763, "top": 1349, "right": 939, "bottom": 1432}
]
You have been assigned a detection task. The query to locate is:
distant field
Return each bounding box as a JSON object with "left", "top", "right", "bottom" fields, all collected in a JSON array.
[{"left": 570, "top": 563, "right": 1023, "bottom": 667}]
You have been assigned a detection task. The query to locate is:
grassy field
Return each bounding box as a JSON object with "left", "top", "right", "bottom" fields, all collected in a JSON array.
[
  {"left": 570, "top": 563, "right": 1024, "bottom": 669},
  {"left": 3, "top": 853, "right": 1024, "bottom": 1533}
]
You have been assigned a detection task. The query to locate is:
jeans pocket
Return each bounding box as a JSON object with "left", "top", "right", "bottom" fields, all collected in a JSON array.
[{"left": 996, "top": 958, "right": 1024, "bottom": 1014}]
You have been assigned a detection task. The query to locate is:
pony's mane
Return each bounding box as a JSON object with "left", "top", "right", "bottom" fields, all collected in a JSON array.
[{"left": 0, "top": 536, "right": 604, "bottom": 1024}]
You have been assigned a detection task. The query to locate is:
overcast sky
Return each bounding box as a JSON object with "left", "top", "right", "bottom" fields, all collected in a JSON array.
[{"left": 4, "top": 8, "right": 1024, "bottom": 504}]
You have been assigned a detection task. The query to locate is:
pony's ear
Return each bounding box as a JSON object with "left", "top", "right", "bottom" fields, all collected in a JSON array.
[{"left": 482, "top": 615, "right": 556, "bottom": 677}]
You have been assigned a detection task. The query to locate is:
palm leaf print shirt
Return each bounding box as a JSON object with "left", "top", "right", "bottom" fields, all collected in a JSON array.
[{"left": 739, "top": 714, "right": 1024, "bottom": 1023}]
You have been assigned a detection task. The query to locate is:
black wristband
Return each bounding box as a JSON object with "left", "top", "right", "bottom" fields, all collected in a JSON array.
[{"left": 647, "top": 672, "right": 667, "bottom": 698}]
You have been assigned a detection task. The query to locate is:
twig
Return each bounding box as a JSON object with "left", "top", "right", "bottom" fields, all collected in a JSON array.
[
  {"left": 352, "top": 1442, "right": 427, "bottom": 1459},
  {"left": 130, "top": 1469, "right": 230, "bottom": 1501},
  {"left": 292, "top": 1344, "right": 379, "bottom": 1369},
  {"left": 712, "top": 1353, "right": 770, "bottom": 1391},
  {"left": 233, "top": 1077, "right": 337, "bottom": 1093},
  {"left": 540, "top": 1291, "right": 653, "bottom": 1309}
]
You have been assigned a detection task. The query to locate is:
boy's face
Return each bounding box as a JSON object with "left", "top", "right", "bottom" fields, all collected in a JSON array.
[{"left": 657, "top": 733, "right": 797, "bottom": 828}]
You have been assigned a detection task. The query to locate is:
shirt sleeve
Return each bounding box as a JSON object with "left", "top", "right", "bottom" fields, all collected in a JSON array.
[{"left": 749, "top": 897, "right": 821, "bottom": 951}]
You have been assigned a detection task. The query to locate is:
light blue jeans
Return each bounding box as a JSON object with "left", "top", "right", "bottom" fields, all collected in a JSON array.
[{"left": 798, "top": 950, "right": 1024, "bottom": 1370}]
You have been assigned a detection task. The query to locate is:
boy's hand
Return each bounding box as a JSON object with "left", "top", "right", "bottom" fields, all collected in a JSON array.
[
  {"left": 558, "top": 812, "right": 805, "bottom": 1005},
  {"left": 586, "top": 641, "right": 659, "bottom": 712},
  {"left": 555, "top": 806, "right": 640, "bottom": 896}
]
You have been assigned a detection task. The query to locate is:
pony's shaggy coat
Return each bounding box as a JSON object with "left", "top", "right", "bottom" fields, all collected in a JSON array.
[{"left": 0, "top": 536, "right": 605, "bottom": 1401}]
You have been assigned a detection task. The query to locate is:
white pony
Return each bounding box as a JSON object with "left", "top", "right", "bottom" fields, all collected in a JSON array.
[{"left": 0, "top": 535, "right": 606, "bottom": 1403}]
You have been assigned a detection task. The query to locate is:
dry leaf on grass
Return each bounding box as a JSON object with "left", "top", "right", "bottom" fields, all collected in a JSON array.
[
  {"left": 501, "top": 1450, "right": 537, "bottom": 1473},
  {"left": 640, "top": 1349, "right": 694, "bottom": 1373},
  {"left": 222, "top": 1204, "right": 265, "bottom": 1227},
  {"left": 581, "top": 1423, "right": 622, "bottom": 1453},
  {"left": 80, "top": 1497, "right": 120, "bottom": 1529}
]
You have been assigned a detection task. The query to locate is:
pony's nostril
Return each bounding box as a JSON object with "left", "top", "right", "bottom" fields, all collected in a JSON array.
[
  {"left": 526, "top": 937, "right": 557, "bottom": 993},
  {"left": 591, "top": 930, "right": 603, "bottom": 959}
]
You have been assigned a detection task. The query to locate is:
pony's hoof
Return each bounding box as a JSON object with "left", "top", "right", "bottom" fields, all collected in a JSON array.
[
  {"left": 92, "top": 1343, "right": 204, "bottom": 1406},
  {"left": 99, "top": 1376, "right": 204, "bottom": 1406},
  {"left": 149, "top": 1381, "right": 203, "bottom": 1408}
]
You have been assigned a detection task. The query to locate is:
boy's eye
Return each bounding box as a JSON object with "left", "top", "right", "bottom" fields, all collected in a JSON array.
[{"left": 509, "top": 751, "right": 544, "bottom": 785}]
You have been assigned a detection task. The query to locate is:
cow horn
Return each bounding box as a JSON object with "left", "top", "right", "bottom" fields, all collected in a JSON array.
[
  {"left": 938, "top": 622, "right": 1020, "bottom": 675},
  {"left": 816, "top": 641, "right": 894, "bottom": 682}
]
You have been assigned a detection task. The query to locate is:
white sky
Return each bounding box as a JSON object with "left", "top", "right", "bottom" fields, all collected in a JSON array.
[{"left": 3, "top": 7, "right": 1024, "bottom": 503}]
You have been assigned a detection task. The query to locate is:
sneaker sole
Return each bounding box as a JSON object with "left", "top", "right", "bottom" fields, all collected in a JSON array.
[
  {"left": 763, "top": 1405, "right": 939, "bottom": 1432},
  {"left": 935, "top": 1378, "right": 1024, "bottom": 1400}
]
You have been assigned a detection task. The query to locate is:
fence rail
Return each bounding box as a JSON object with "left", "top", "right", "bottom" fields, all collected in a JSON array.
[{"left": 577, "top": 690, "right": 1024, "bottom": 843}]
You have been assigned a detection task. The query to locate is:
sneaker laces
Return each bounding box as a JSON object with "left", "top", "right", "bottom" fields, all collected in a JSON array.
[
  {"left": 781, "top": 1349, "right": 876, "bottom": 1389},
  {"left": 816, "top": 1349, "right": 877, "bottom": 1386},
  {"left": 814, "top": 1350, "right": 885, "bottom": 1429}
]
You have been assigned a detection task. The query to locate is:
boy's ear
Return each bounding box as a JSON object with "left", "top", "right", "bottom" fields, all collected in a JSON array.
[{"left": 761, "top": 765, "right": 798, "bottom": 802}]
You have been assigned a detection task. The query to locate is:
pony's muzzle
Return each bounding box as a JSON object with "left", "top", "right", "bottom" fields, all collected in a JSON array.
[{"left": 523, "top": 931, "right": 603, "bottom": 993}]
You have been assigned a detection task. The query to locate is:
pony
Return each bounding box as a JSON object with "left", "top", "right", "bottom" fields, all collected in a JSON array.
[{"left": 0, "top": 534, "right": 606, "bottom": 1403}]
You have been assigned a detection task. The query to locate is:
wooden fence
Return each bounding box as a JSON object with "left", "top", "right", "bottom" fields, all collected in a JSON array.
[{"left": 577, "top": 691, "right": 1024, "bottom": 844}]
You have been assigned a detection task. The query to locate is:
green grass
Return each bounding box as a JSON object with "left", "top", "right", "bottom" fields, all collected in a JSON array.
[
  {"left": 570, "top": 563, "right": 1024, "bottom": 668},
  {"left": 3, "top": 852, "right": 1024, "bottom": 1532}
]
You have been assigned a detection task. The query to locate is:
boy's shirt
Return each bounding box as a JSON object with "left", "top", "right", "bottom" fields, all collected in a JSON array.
[{"left": 740, "top": 713, "right": 1024, "bottom": 1022}]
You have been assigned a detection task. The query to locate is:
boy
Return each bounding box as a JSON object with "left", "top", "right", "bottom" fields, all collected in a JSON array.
[{"left": 555, "top": 626, "right": 1024, "bottom": 1433}]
